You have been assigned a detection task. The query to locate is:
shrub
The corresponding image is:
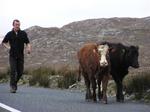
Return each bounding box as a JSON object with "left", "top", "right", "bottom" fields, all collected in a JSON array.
[
  {"left": 57, "top": 67, "right": 77, "bottom": 89},
  {"left": 29, "top": 67, "right": 51, "bottom": 87},
  {"left": 0, "top": 68, "right": 10, "bottom": 83},
  {"left": 28, "top": 66, "right": 78, "bottom": 89},
  {"left": 124, "top": 71, "right": 150, "bottom": 100},
  {"left": 0, "top": 72, "right": 7, "bottom": 80}
]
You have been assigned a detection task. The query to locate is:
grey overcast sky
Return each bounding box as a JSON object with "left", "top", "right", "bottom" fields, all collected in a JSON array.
[{"left": 0, "top": 0, "right": 150, "bottom": 35}]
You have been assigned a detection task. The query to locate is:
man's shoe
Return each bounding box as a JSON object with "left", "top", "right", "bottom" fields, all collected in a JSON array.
[
  {"left": 10, "top": 87, "right": 16, "bottom": 93},
  {"left": 14, "top": 83, "right": 17, "bottom": 90}
]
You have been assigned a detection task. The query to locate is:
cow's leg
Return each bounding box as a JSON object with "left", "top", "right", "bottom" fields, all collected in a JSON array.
[
  {"left": 116, "top": 80, "right": 124, "bottom": 102},
  {"left": 91, "top": 77, "right": 97, "bottom": 102},
  {"left": 84, "top": 76, "right": 92, "bottom": 101},
  {"left": 113, "top": 76, "right": 124, "bottom": 102},
  {"left": 111, "top": 73, "right": 122, "bottom": 102},
  {"left": 116, "top": 74, "right": 125, "bottom": 102},
  {"left": 102, "top": 74, "right": 109, "bottom": 104},
  {"left": 78, "top": 65, "right": 82, "bottom": 81},
  {"left": 97, "top": 75, "right": 103, "bottom": 101},
  {"left": 118, "top": 78, "right": 124, "bottom": 102}
]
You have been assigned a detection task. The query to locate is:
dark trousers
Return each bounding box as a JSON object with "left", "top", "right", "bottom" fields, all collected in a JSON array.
[{"left": 9, "top": 56, "right": 24, "bottom": 87}]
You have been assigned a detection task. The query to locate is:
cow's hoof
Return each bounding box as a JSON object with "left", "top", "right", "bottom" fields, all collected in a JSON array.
[
  {"left": 86, "top": 99, "right": 92, "bottom": 102},
  {"left": 86, "top": 99, "right": 90, "bottom": 102},
  {"left": 120, "top": 99, "right": 124, "bottom": 103},
  {"left": 93, "top": 99, "right": 97, "bottom": 103},
  {"left": 85, "top": 95, "right": 92, "bottom": 101},
  {"left": 98, "top": 97, "right": 102, "bottom": 101},
  {"left": 103, "top": 100, "right": 107, "bottom": 104},
  {"left": 116, "top": 99, "right": 124, "bottom": 103},
  {"left": 116, "top": 99, "right": 120, "bottom": 102},
  {"left": 98, "top": 94, "right": 103, "bottom": 101},
  {"left": 103, "top": 101, "right": 107, "bottom": 104}
]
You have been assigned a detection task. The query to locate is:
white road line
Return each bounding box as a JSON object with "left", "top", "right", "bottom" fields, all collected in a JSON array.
[{"left": 0, "top": 103, "right": 21, "bottom": 112}]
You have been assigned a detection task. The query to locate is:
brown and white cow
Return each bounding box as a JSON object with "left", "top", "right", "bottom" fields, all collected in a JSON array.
[{"left": 77, "top": 43, "right": 110, "bottom": 103}]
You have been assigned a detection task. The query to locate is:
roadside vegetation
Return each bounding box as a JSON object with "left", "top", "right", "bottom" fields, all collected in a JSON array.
[
  {"left": 0, "top": 67, "right": 150, "bottom": 102},
  {"left": 124, "top": 71, "right": 150, "bottom": 103},
  {"left": 28, "top": 66, "right": 77, "bottom": 89},
  {"left": 0, "top": 68, "right": 10, "bottom": 83}
]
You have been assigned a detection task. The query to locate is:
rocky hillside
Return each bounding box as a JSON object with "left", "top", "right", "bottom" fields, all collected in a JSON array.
[{"left": 0, "top": 17, "right": 150, "bottom": 71}]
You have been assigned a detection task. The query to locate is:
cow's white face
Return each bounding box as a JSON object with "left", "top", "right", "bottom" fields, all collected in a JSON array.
[{"left": 97, "top": 44, "right": 109, "bottom": 67}]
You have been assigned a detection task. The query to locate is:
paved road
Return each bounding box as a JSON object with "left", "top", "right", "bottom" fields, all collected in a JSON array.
[{"left": 0, "top": 83, "right": 150, "bottom": 112}]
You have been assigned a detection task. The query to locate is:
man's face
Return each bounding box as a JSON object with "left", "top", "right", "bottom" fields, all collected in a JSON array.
[{"left": 13, "top": 21, "right": 20, "bottom": 31}]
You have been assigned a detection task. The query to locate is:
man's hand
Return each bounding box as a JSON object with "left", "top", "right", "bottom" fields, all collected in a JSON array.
[
  {"left": 2, "top": 43, "right": 10, "bottom": 50},
  {"left": 26, "top": 44, "right": 31, "bottom": 54}
]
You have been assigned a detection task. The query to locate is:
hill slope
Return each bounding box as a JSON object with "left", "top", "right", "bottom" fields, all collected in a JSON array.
[{"left": 0, "top": 17, "right": 150, "bottom": 71}]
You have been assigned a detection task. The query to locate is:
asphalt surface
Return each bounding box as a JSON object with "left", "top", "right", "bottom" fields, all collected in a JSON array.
[{"left": 0, "top": 83, "right": 150, "bottom": 112}]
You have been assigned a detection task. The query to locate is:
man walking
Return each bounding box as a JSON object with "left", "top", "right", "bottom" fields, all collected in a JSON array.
[{"left": 2, "top": 19, "right": 31, "bottom": 93}]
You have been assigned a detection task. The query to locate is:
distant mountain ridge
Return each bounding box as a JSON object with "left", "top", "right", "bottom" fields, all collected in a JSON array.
[{"left": 0, "top": 17, "right": 150, "bottom": 71}]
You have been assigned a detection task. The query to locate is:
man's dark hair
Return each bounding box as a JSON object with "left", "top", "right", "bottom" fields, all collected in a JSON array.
[{"left": 12, "top": 19, "right": 20, "bottom": 25}]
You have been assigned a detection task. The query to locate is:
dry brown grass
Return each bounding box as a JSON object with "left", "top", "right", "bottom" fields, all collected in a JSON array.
[{"left": 28, "top": 66, "right": 77, "bottom": 88}]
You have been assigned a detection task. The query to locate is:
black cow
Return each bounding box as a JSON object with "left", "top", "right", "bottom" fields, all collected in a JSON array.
[{"left": 98, "top": 42, "right": 139, "bottom": 102}]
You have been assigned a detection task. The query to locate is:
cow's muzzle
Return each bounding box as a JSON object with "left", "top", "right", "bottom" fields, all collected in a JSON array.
[{"left": 100, "top": 61, "right": 108, "bottom": 67}]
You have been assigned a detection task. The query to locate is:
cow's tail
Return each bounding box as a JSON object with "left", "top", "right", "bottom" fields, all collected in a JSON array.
[{"left": 77, "top": 65, "right": 82, "bottom": 82}]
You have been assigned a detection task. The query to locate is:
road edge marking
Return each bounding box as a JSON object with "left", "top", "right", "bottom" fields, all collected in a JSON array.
[{"left": 0, "top": 103, "right": 21, "bottom": 112}]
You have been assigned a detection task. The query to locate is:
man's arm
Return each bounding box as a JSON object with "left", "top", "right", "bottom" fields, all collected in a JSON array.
[
  {"left": 2, "top": 42, "right": 10, "bottom": 50},
  {"left": 23, "top": 31, "right": 31, "bottom": 54},
  {"left": 26, "top": 43, "right": 31, "bottom": 54},
  {"left": 2, "top": 32, "right": 10, "bottom": 50}
]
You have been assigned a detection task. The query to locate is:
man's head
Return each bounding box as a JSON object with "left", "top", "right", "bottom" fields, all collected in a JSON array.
[{"left": 12, "top": 19, "right": 20, "bottom": 32}]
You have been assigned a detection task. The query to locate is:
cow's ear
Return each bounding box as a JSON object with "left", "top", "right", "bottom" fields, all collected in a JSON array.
[
  {"left": 122, "top": 49, "right": 126, "bottom": 54},
  {"left": 93, "top": 49, "right": 96, "bottom": 53},
  {"left": 93, "top": 48, "right": 98, "bottom": 53},
  {"left": 125, "top": 47, "right": 130, "bottom": 57},
  {"left": 109, "top": 47, "right": 116, "bottom": 53},
  {"left": 136, "top": 46, "right": 139, "bottom": 50}
]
